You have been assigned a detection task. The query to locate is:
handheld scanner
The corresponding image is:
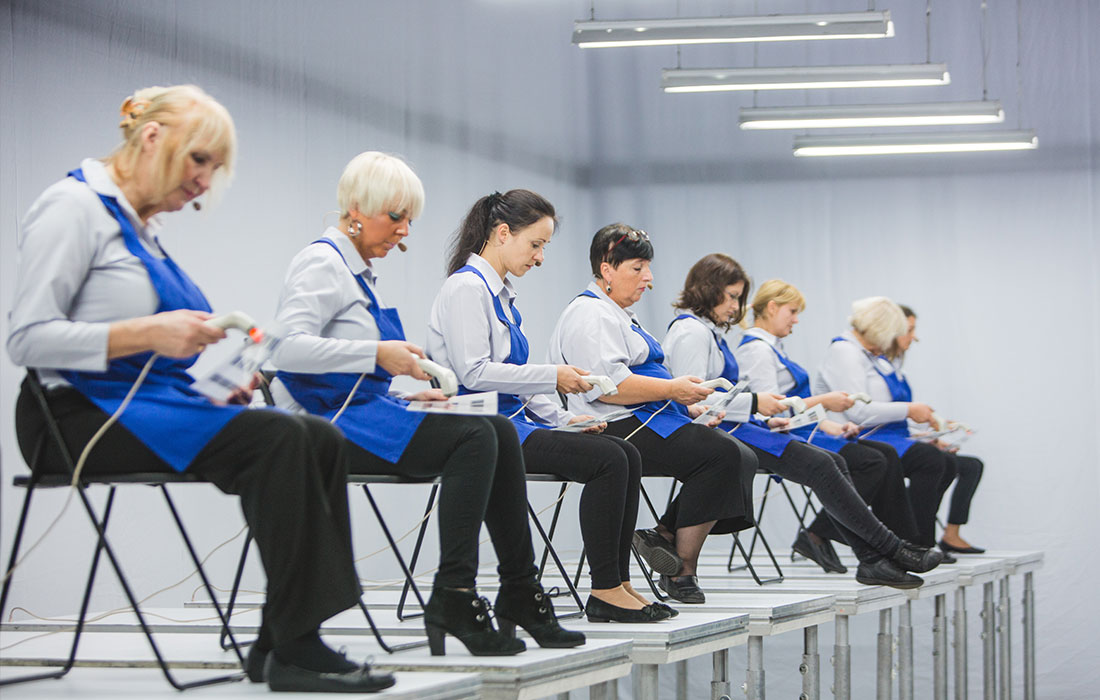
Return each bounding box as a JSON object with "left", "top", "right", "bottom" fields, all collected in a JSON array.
[
  {"left": 778, "top": 396, "right": 808, "bottom": 414},
  {"left": 417, "top": 358, "right": 459, "bottom": 398},
  {"left": 584, "top": 375, "right": 619, "bottom": 396},
  {"left": 207, "top": 311, "right": 264, "bottom": 343},
  {"left": 698, "top": 378, "right": 735, "bottom": 391},
  {"left": 849, "top": 392, "right": 872, "bottom": 403}
]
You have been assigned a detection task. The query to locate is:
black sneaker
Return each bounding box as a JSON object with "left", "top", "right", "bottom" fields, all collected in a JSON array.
[
  {"left": 792, "top": 530, "right": 846, "bottom": 574},
  {"left": 657, "top": 574, "right": 706, "bottom": 604},
  {"left": 855, "top": 559, "right": 924, "bottom": 589},
  {"left": 892, "top": 542, "right": 945, "bottom": 573},
  {"left": 632, "top": 528, "right": 683, "bottom": 576}
]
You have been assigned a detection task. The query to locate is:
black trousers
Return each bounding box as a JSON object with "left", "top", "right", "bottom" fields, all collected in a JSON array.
[
  {"left": 808, "top": 441, "right": 922, "bottom": 544},
  {"left": 346, "top": 413, "right": 537, "bottom": 590},
  {"left": 15, "top": 381, "right": 361, "bottom": 648},
  {"left": 603, "top": 417, "right": 757, "bottom": 535},
  {"left": 523, "top": 430, "right": 642, "bottom": 589},
  {"left": 861, "top": 440, "right": 951, "bottom": 547},
  {"left": 750, "top": 441, "right": 899, "bottom": 562},
  {"left": 943, "top": 454, "right": 983, "bottom": 525}
]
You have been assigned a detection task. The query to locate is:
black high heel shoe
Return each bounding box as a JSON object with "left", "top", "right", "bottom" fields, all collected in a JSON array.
[
  {"left": 494, "top": 582, "right": 586, "bottom": 648},
  {"left": 423, "top": 587, "right": 526, "bottom": 656}
]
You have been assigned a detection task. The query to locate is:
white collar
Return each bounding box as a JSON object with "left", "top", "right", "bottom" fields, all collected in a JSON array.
[
  {"left": 79, "top": 158, "right": 162, "bottom": 241},
  {"left": 464, "top": 253, "right": 516, "bottom": 301},
  {"left": 322, "top": 226, "right": 374, "bottom": 282}
]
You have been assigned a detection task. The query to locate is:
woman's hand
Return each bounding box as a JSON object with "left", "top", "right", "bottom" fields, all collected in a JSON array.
[
  {"left": 907, "top": 402, "right": 936, "bottom": 424},
  {"left": 766, "top": 416, "right": 790, "bottom": 431},
  {"left": 569, "top": 414, "right": 606, "bottom": 434},
  {"left": 556, "top": 365, "right": 593, "bottom": 394},
  {"left": 755, "top": 392, "right": 786, "bottom": 417},
  {"left": 817, "top": 391, "right": 855, "bottom": 412},
  {"left": 687, "top": 404, "right": 725, "bottom": 427},
  {"left": 669, "top": 376, "right": 713, "bottom": 405},
  {"left": 111, "top": 309, "right": 227, "bottom": 359},
  {"left": 404, "top": 388, "right": 448, "bottom": 402},
  {"left": 377, "top": 340, "right": 431, "bottom": 380},
  {"left": 224, "top": 372, "right": 262, "bottom": 406},
  {"left": 819, "top": 419, "right": 859, "bottom": 438}
]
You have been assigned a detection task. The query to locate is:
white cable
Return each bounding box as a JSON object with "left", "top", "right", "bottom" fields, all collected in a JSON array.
[
  {"left": 507, "top": 395, "right": 536, "bottom": 420},
  {"left": 1, "top": 354, "right": 159, "bottom": 587},
  {"left": 624, "top": 400, "right": 672, "bottom": 441},
  {"left": 330, "top": 372, "right": 366, "bottom": 424}
]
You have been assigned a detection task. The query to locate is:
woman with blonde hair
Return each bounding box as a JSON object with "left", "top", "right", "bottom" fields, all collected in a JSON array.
[
  {"left": 8, "top": 86, "right": 394, "bottom": 692},
  {"left": 270, "top": 155, "right": 583, "bottom": 657},
  {"left": 814, "top": 296, "right": 956, "bottom": 550},
  {"left": 666, "top": 257, "right": 938, "bottom": 587}
]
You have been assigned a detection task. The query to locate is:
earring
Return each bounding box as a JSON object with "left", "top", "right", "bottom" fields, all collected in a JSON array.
[
  {"left": 605, "top": 283, "right": 612, "bottom": 293},
  {"left": 348, "top": 219, "right": 363, "bottom": 237}
]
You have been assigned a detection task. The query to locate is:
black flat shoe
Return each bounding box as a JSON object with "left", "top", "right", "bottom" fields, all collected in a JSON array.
[
  {"left": 940, "top": 551, "right": 958, "bottom": 564},
  {"left": 816, "top": 537, "right": 849, "bottom": 574},
  {"left": 424, "top": 587, "right": 526, "bottom": 656},
  {"left": 939, "top": 539, "right": 985, "bottom": 554},
  {"left": 651, "top": 601, "right": 679, "bottom": 618},
  {"left": 495, "top": 582, "right": 586, "bottom": 649},
  {"left": 633, "top": 528, "right": 683, "bottom": 576},
  {"left": 245, "top": 643, "right": 268, "bottom": 683},
  {"left": 792, "top": 530, "right": 846, "bottom": 573},
  {"left": 585, "top": 596, "right": 669, "bottom": 623},
  {"left": 892, "top": 542, "right": 945, "bottom": 573},
  {"left": 265, "top": 654, "right": 396, "bottom": 693},
  {"left": 658, "top": 574, "right": 706, "bottom": 604},
  {"left": 855, "top": 559, "right": 924, "bottom": 590}
]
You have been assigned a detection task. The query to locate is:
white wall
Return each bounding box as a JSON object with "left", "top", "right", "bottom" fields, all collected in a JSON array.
[{"left": 2, "top": 1, "right": 1097, "bottom": 697}]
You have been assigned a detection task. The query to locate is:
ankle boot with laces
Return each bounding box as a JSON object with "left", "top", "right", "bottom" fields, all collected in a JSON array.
[
  {"left": 494, "top": 581, "right": 586, "bottom": 649},
  {"left": 424, "top": 587, "right": 526, "bottom": 656}
]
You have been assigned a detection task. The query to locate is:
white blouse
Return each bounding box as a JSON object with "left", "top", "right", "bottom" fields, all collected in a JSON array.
[
  {"left": 426, "top": 253, "right": 572, "bottom": 426},
  {"left": 269, "top": 228, "right": 386, "bottom": 409},
  {"left": 663, "top": 313, "right": 754, "bottom": 422},
  {"left": 733, "top": 327, "right": 797, "bottom": 396},
  {"left": 813, "top": 330, "right": 910, "bottom": 426},
  {"left": 7, "top": 158, "right": 165, "bottom": 385},
  {"left": 547, "top": 281, "right": 656, "bottom": 421}
]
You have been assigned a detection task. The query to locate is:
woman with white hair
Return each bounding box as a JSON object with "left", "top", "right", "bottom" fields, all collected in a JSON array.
[
  {"left": 814, "top": 296, "right": 956, "bottom": 550},
  {"left": 8, "top": 86, "right": 394, "bottom": 692},
  {"left": 270, "top": 153, "right": 583, "bottom": 658}
]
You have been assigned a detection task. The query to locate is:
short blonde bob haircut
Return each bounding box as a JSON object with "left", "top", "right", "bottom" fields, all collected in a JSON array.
[
  {"left": 849, "top": 296, "right": 907, "bottom": 354},
  {"left": 107, "top": 85, "right": 236, "bottom": 203},
  {"left": 751, "top": 279, "right": 806, "bottom": 320},
  {"left": 337, "top": 151, "right": 425, "bottom": 220}
]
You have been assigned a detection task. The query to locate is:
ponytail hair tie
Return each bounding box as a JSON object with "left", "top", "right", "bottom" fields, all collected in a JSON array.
[
  {"left": 118, "top": 96, "right": 151, "bottom": 131},
  {"left": 486, "top": 191, "right": 503, "bottom": 208}
]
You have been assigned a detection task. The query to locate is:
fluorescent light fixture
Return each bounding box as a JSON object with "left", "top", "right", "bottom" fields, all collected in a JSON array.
[
  {"left": 573, "top": 11, "right": 893, "bottom": 48},
  {"left": 740, "top": 101, "right": 1004, "bottom": 129},
  {"left": 792, "top": 130, "right": 1038, "bottom": 156},
  {"left": 662, "top": 64, "right": 949, "bottom": 93}
]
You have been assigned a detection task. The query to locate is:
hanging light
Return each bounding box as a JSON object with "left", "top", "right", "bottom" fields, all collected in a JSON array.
[
  {"left": 791, "top": 130, "right": 1037, "bottom": 156},
  {"left": 661, "top": 64, "right": 949, "bottom": 93},
  {"left": 739, "top": 101, "right": 1003, "bottom": 129},
  {"left": 572, "top": 11, "right": 893, "bottom": 49}
]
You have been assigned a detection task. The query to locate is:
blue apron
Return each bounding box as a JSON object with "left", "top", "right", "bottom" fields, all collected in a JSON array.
[
  {"left": 276, "top": 238, "right": 425, "bottom": 463},
  {"left": 580, "top": 291, "right": 690, "bottom": 438},
  {"left": 454, "top": 265, "right": 546, "bottom": 444},
  {"left": 669, "top": 315, "right": 794, "bottom": 457},
  {"left": 738, "top": 334, "right": 853, "bottom": 453},
  {"left": 829, "top": 336, "right": 917, "bottom": 457},
  {"left": 59, "top": 168, "right": 245, "bottom": 472}
]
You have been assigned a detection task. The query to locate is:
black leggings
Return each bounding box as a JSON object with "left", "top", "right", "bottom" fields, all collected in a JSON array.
[
  {"left": 522, "top": 430, "right": 642, "bottom": 590},
  {"left": 15, "top": 381, "right": 361, "bottom": 648},
  {"left": 862, "top": 440, "right": 951, "bottom": 547},
  {"left": 603, "top": 417, "right": 757, "bottom": 535},
  {"left": 345, "top": 413, "right": 537, "bottom": 590},
  {"left": 750, "top": 441, "right": 900, "bottom": 563},
  {"left": 944, "top": 454, "right": 983, "bottom": 525}
]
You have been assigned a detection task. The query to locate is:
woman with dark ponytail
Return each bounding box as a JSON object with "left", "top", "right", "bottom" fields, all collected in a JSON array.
[{"left": 428, "top": 190, "right": 673, "bottom": 623}]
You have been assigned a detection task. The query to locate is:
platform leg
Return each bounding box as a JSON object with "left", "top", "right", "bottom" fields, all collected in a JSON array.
[
  {"left": 633, "top": 664, "right": 659, "bottom": 700},
  {"left": 802, "top": 625, "right": 820, "bottom": 700},
  {"left": 675, "top": 660, "right": 688, "bottom": 700},
  {"left": 998, "top": 577, "right": 1011, "bottom": 700},
  {"left": 982, "top": 582, "right": 996, "bottom": 700},
  {"left": 1023, "top": 573, "right": 1035, "bottom": 700},
  {"left": 746, "top": 635, "right": 765, "bottom": 700},
  {"left": 878, "top": 608, "right": 894, "bottom": 700},
  {"left": 934, "top": 594, "right": 948, "bottom": 700},
  {"left": 556, "top": 694, "right": 569, "bottom": 700},
  {"left": 899, "top": 600, "right": 914, "bottom": 700},
  {"left": 591, "top": 679, "right": 618, "bottom": 700},
  {"left": 955, "top": 587, "right": 969, "bottom": 700},
  {"left": 833, "top": 614, "right": 850, "bottom": 700},
  {"left": 712, "top": 648, "right": 730, "bottom": 700}
]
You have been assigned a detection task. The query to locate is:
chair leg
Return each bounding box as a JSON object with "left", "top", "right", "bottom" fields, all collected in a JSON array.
[
  {"left": 357, "top": 599, "right": 428, "bottom": 653},
  {"left": 219, "top": 534, "right": 254, "bottom": 651},
  {"left": 731, "top": 529, "right": 785, "bottom": 586},
  {"left": 572, "top": 548, "right": 587, "bottom": 590},
  {"left": 731, "top": 478, "right": 772, "bottom": 572},
  {"left": 361, "top": 485, "right": 428, "bottom": 626},
  {"left": 527, "top": 501, "right": 584, "bottom": 617},
  {"left": 158, "top": 485, "right": 245, "bottom": 664},
  {"left": 537, "top": 483, "right": 570, "bottom": 580},
  {"left": 397, "top": 484, "right": 438, "bottom": 622}
]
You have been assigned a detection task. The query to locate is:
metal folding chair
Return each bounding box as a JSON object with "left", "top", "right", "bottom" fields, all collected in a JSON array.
[{"left": 0, "top": 370, "right": 246, "bottom": 690}]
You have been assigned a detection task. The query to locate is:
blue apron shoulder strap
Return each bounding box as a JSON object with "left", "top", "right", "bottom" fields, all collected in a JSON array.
[{"left": 667, "top": 313, "right": 694, "bottom": 331}]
